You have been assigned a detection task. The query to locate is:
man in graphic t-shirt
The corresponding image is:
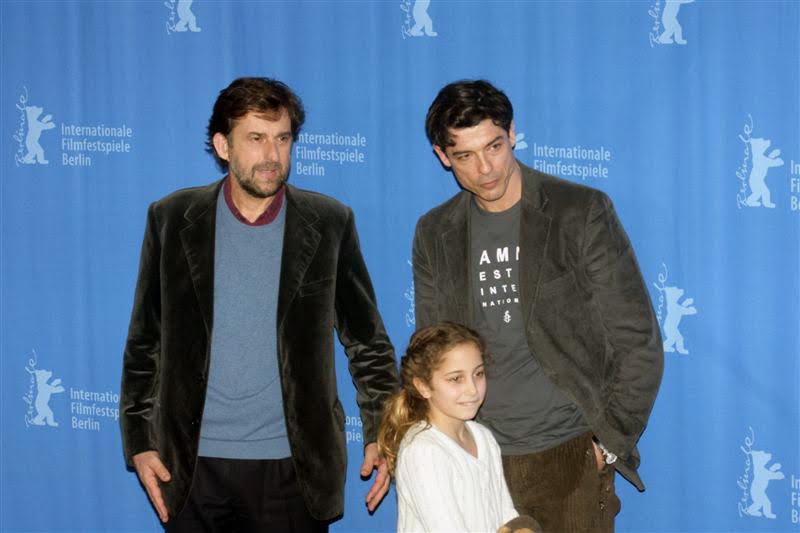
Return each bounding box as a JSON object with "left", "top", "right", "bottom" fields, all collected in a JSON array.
[{"left": 412, "top": 79, "right": 664, "bottom": 532}]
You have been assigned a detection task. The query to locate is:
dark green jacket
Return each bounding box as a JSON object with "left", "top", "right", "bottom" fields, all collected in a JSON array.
[
  {"left": 120, "top": 179, "right": 397, "bottom": 519},
  {"left": 412, "top": 163, "right": 663, "bottom": 491}
]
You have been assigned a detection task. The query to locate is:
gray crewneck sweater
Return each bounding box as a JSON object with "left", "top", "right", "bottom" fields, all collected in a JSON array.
[{"left": 198, "top": 190, "right": 291, "bottom": 459}]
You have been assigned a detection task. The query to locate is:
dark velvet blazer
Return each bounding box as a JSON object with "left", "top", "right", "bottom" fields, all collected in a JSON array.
[
  {"left": 412, "top": 162, "right": 663, "bottom": 491},
  {"left": 120, "top": 179, "right": 398, "bottom": 520}
]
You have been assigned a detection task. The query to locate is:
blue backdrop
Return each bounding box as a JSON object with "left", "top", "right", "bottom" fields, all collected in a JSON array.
[{"left": 2, "top": 1, "right": 799, "bottom": 532}]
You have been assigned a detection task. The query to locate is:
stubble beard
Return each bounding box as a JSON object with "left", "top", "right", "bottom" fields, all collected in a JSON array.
[{"left": 231, "top": 159, "right": 289, "bottom": 199}]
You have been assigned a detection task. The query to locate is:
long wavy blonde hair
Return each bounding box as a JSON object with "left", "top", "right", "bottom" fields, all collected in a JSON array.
[{"left": 377, "top": 322, "right": 485, "bottom": 474}]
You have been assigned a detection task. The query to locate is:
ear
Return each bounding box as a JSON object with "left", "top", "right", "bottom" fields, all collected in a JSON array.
[
  {"left": 212, "top": 132, "right": 230, "bottom": 163},
  {"left": 432, "top": 144, "right": 452, "bottom": 169},
  {"left": 412, "top": 377, "right": 432, "bottom": 399},
  {"left": 508, "top": 120, "right": 516, "bottom": 147}
]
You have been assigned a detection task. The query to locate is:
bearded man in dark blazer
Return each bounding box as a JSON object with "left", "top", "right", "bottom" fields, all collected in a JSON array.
[
  {"left": 120, "top": 77, "right": 398, "bottom": 532},
  {"left": 413, "top": 80, "right": 663, "bottom": 532}
]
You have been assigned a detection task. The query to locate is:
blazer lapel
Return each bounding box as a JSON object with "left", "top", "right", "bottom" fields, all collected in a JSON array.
[
  {"left": 518, "top": 164, "right": 552, "bottom": 325},
  {"left": 440, "top": 193, "right": 471, "bottom": 325},
  {"left": 179, "top": 180, "right": 223, "bottom": 337},
  {"left": 277, "top": 185, "right": 321, "bottom": 332}
]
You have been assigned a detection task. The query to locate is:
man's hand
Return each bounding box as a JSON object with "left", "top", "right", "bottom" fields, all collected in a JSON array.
[
  {"left": 132, "top": 451, "right": 171, "bottom": 523},
  {"left": 361, "top": 442, "right": 390, "bottom": 512},
  {"left": 591, "top": 440, "right": 605, "bottom": 471}
]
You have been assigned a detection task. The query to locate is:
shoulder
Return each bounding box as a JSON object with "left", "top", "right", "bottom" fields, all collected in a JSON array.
[
  {"left": 397, "top": 423, "right": 447, "bottom": 462},
  {"left": 415, "top": 190, "right": 468, "bottom": 231},
  {"left": 286, "top": 184, "right": 352, "bottom": 223},
  {"left": 396, "top": 424, "right": 456, "bottom": 484},
  {"left": 152, "top": 180, "right": 219, "bottom": 208},
  {"left": 524, "top": 165, "right": 608, "bottom": 209},
  {"left": 148, "top": 179, "right": 221, "bottom": 219}
]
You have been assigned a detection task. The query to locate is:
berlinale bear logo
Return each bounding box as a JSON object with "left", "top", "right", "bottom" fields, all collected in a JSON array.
[
  {"left": 166, "top": 0, "right": 201, "bottom": 34},
  {"left": 653, "top": 263, "right": 697, "bottom": 355},
  {"left": 23, "top": 351, "right": 65, "bottom": 428},
  {"left": 401, "top": 0, "right": 437, "bottom": 38}
]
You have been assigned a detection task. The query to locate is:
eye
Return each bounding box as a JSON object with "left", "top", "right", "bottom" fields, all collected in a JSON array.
[
  {"left": 249, "top": 134, "right": 263, "bottom": 142},
  {"left": 455, "top": 153, "right": 471, "bottom": 161},
  {"left": 475, "top": 369, "right": 485, "bottom": 378},
  {"left": 489, "top": 142, "right": 502, "bottom": 152},
  {"left": 448, "top": 375, "right": 463, "bottom": 383},
  {"left": 277, "top": 135, "right": 291, "bottom": 144}
]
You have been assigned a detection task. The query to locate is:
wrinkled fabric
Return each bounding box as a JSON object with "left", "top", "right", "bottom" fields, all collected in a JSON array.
[
  {"left": 413, "top": 163, "right": 663, "bottom": 491},
  {"left": 120, "top": 179, "right": 398, "bottom": 520}
]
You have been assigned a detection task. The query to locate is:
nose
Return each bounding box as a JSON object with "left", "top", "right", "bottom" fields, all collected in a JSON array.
[
  {"left": 262, "top": 139, "right": 280, "bottom": 162},
  {"left": 465, "top": 377, "right": 478, "bottom": 396},
  {"left": 476, "top": 153, "right": 492, "bottom": 175}
]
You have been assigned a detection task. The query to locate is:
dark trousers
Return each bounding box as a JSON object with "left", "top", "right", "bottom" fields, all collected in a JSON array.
[
  {"left": 502, "top": 432, "right": 620, "bottom": 533},
  {"left": 166, "top": 456, "right": 329, "bottom": 533}
]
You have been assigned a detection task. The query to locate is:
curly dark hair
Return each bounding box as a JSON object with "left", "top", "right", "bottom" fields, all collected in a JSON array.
[{"left": 425, "top": 79, "right": 513, "bottom": 149}]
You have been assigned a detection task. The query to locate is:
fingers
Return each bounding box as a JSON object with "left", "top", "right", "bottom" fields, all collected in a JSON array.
[
  {"left": 133, "top": 452, "right": 171, "bottom": 522},
  {"left": 360, "top": 443, "right": 379, "bottom": 476},
  {"left": 591, "top": 441, "right": 605, "bottom": 471},
  {"left": 361, "top": 443, "right": 390, "bottom": 511},
  {"left": 365, "top": 461, "right": 390, "bottom": 511},
  {"left": 142, "top": 473, "right": 169, "bottom": 523},
  {"left": 359, "top": 455, "right": 374, "bottom": 477},
  {"left": 151, "top": 458, "right": 172, "bottom": 483}
]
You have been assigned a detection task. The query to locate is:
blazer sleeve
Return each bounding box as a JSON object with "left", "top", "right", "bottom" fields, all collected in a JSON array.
[
  {"left": 412, "top": 219, "right": 437, "bottom": 329},
  {"left": 333, "top": 209, "right": 398, "bottom": 443},
  {"left": 119, "top": 203, "right": 162, "bottom": 466},
  {"left": 580, "top": 191, "right": 664, "bottom": 459}
]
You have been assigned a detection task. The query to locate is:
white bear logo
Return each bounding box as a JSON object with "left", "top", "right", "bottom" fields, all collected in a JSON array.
[
  {"left": 513, "top": 132, "right": 528, "bottom": 151},
  {"left": 21, "top": 105, "right": 55, "bottom": 165},
  {"left": 744, "top": 137, "right": 784, "bottom": 208},
  {"left": 745, "top": 450, "right": 784, "bottom": 519},
  {"left": 28, "top": 368, "right": 64, "bottom": 427},
  {"left": 657, "top": 0, "right": 694, "bottom": 45},
  {"left": 655, "top": 285, "right": 697, "bottom": 354},
  {"left": 174, "top": 0, "right": 201, "bottom": 32},
  {"left": 408, "top": 0, "right": 437, "bottom": 37}
]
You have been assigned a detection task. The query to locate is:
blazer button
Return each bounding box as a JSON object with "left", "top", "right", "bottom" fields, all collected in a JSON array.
[
  {"left": 191, "top": 419, "right": 200, "bottom": 427},
  {"left": 197, "top": 373, "right": 205, "bottom": 384}
]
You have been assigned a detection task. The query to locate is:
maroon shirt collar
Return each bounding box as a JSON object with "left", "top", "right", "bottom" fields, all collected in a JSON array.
[{"left": 223, "top": 177, "right": 285, "bottom": 226}]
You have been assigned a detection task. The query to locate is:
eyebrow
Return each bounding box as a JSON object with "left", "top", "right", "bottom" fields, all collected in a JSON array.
[
  {"left": 442, "top": 364, "right": 484, "bottom": 376},
  {"left": 247, "top": 130, "right": 292, "bottom": 137},
  {"left": 450, "top": 135, "right": 504, "bottom": 157}
]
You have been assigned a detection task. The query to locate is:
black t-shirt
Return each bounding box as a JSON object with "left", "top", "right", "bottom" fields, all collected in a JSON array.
[{"left": 470, "top": 198, "right": 587, "bottom": 454}]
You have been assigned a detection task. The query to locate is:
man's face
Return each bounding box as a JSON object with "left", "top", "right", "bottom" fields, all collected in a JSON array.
[
  {"left": 213, "top": 110, "right": 292, "bottom": 199},
  {"left": 433, "top": 118, "right": 521, "bottom": 212}
]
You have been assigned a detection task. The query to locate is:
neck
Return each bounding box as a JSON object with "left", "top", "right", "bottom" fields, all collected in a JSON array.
[{"left": 429, "top": 415, "right": 470, "bottom": 444}]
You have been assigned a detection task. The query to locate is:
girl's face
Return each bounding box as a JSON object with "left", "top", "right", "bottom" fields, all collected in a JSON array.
[{"left": 415, "top": 342, "right": 486, "bottom": 428}]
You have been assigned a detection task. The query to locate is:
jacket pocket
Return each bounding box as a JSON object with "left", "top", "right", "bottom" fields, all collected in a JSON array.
[{"left": 298, "top": 277, "right": 334, "bottom": 297}]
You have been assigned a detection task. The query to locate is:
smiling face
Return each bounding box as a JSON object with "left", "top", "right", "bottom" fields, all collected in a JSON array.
[
  {"left": 213, "top": 109, "right": 292, "bottom": 200},
  {"left": 433, "top": 118, "right": 522, "bottom": 212},
  {"left": 414, "top": 342, "right": 486, "bottom": 432}
]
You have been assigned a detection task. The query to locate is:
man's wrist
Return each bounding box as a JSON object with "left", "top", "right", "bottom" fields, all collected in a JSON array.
[{"left": 592, "top": 437, "right": 618, "bottom": 465}]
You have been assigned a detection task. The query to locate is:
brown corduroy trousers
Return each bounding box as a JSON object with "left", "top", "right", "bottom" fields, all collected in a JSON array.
[{"left": 501, "top": 432, "right": 621, "bottom": 533}]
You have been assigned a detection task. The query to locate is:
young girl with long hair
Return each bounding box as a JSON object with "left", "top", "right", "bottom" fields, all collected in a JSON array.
[{"left": 378, "top": 322, "right": 522, "bottom": 533}]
